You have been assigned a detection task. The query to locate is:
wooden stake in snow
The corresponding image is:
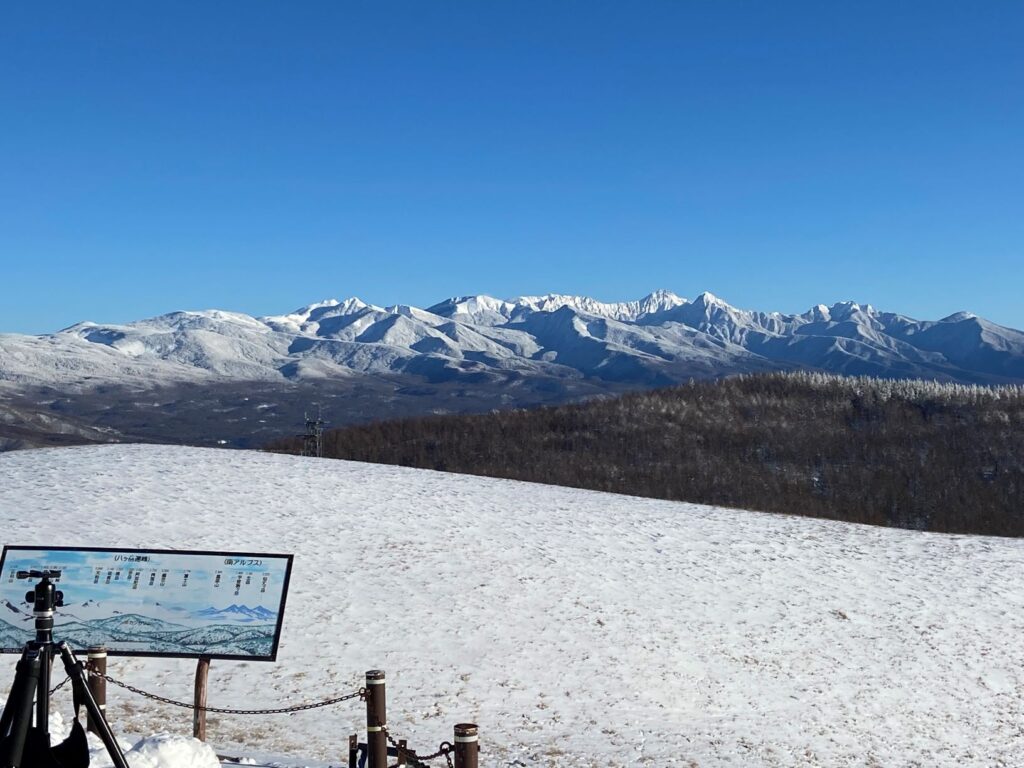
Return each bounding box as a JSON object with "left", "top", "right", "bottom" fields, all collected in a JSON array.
[
  {"left": 86, "top": 646, "right": 107, "bottom": 734},
  {"left": 193, "top": 657, "right": 211, "bottom": 741},
  {"left": 454, "top": 723, "right": 479, "bottom": 768}
]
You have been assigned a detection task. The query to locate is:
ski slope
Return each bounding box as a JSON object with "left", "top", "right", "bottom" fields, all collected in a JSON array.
[{"left": 1, "top": 445, "right": 1021, "bottom": 767}]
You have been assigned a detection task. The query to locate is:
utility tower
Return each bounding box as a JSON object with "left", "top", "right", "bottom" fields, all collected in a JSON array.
[{"left": 300, "top": 410, "right": 325, "bottom": 458}]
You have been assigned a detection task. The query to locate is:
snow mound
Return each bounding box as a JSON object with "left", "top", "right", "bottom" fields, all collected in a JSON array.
[{"left": 89, "top": 732, "right": 219, "bottom": 768}]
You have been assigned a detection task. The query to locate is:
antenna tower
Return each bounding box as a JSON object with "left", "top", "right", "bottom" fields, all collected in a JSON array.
[{"left": 300, "top": 409, "right": 326, "bottom": 458}]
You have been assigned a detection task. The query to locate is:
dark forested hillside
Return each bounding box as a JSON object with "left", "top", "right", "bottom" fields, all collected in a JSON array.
[{"left": 268, "top": 373, "right": 1024, "bottom": 536}]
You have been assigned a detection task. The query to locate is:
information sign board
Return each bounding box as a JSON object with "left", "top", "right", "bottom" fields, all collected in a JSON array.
[{"left": 0, "top": 546, "right": 293, "bottom": 661}]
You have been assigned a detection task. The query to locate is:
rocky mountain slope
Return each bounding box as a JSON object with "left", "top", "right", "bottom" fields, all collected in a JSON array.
[
  {"left": 4, "top": 290, "right": 1022, "bottom": 388},
  {"left": 2, "top": 291, "right": 1022, "bottom": 448}
]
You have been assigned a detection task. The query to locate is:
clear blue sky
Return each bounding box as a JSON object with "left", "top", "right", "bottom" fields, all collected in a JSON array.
[{"left": 1, "top": 1, "right": 1021, "bottom": 334}]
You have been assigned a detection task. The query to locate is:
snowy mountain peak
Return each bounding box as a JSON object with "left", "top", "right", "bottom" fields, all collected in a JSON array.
[
  {"left": 426, "top": 295, "right": 516, "bottom": 326},
  {"left": 260, "top": 297, "right": 377, "bottom": 335},
  {"left": 447, "top": 295, "right": 514, "bottom": 314},
  {"left": 508, "top": 291, "right": 688, "bottom": 322},
  {"left": 694, "top": 291, "right": 726, "bottom": 306},
  {"left": 828, "top": 300, "right": 877, "bottom": 319},
  {"left": 335, "top": 297, "right": 371, "bottom": 315},
  {"left": 266, "top": 297, "right": 370, "bottom": 323},
  {"left": 807, "top": 304, "right": 832, "bottom": 322},
  {"left": 385, "top": 304, "right": 446, "bottom": 323},
  {"left": 688, "top": 292, "right": 743, "bottom": 320},
  {"left": 297, "top": 298, "right": 342, "bottom": 314},
  {"left": 427, "top": 291, "right": 688, "bottom": 325},
  {"left": 644, "top": 289, "right": 682, "bottom": 301},
  {"left": 633, "top": 289, "right": 688, "bottom": 316},
  {"left": 942, "top": 311, "right": 979, "bottom": 322}
]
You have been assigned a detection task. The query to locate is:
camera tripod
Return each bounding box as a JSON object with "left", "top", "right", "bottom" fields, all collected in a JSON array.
[{"left": 0, "top": 570, "right": 129, "bottom": 768}]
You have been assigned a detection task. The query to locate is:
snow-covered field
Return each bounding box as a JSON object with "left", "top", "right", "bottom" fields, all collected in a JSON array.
[{"left": 1, "top": 445, "right": 1022, "bottom": 767}]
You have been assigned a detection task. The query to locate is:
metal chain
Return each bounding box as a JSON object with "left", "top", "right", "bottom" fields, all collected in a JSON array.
[
  {"left": 73, "top": 673, "right": 456, "bottom": 766},
  {"left": 387, "top": 755, "right": 453, "bottom": 768},
  {"left": 412, "top": 740, "right": 454, "bottom": 766},
  {"left": 49, "top": 675, "right": 71, "bottom": 695},
  {"left": 383, "top": 725, "right": 454, "bottom": 767},
  {"left": 99, "top": 673, "right": 365, "bottom": 715}
]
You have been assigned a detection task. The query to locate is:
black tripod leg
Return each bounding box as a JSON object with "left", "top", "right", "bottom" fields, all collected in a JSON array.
[
  {"left": 35, "top": 642, "right": 51, "bottom": 736},
  {"left": 0, "top": 658, "right": 25, "bottom": 737},
  {"left": 55, "top": 644, "right": 129, "bottom": 768},
  {"left": 0, "top": 649, "right": 42, "bottom": 768}
]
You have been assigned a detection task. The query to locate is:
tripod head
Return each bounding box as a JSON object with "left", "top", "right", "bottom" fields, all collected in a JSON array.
[
  {"left": 16, "top": 569, "right": 63, "bottom": 581},
  {"left": 16, "top": 570, "right": 63, "bottom": 642}
]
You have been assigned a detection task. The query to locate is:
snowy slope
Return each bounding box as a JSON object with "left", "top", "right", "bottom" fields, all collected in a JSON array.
[
  {"left": 2, "top": 292, "right": 1023, "bottom": 392},
  {"left": 1, "top": 445, "right": 1022, "bottom": 767}
]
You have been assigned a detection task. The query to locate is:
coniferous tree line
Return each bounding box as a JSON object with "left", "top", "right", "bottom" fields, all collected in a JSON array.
[{"left": 268, "top": 372, "right": 1024, "bottom": 536}]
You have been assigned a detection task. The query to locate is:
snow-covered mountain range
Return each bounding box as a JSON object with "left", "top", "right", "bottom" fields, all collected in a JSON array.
[
  {"left": 1, "top": 290, "right": 1021, "bottom": 449},
  {"left": 3, "top": 290, "right": 1023, "bottom": 388}
]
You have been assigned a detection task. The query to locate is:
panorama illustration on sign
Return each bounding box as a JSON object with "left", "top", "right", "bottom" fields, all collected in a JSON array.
[{"left": 0, "top": 547, "right": 293, "bottom": 660}]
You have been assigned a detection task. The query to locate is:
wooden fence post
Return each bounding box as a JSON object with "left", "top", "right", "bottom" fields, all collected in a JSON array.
[
  {"left": 397, "top": 738, "right": 407, "bottom": 766},
  {"left": 453, "top": 723, "right": 478, "bottom": 768},
  {"left": 86, "top": 647, "right": 107, "bottom": 734},
  {"left": 365, "top": 669, "right": 387, "bottom": 768},
  {"left": 193, "top": 657, "right": 211, "bottom": 741},
  {"left": 348, "top": 733, "right": 358, "bottom": 768}
]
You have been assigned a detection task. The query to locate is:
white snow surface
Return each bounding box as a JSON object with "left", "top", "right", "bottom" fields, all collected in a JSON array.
[
  {"left": 89, "top": 732, "right": 221, "bottom": 768},
  {"left": 1, "top": 445, "right": 1022, "bottom": 767}
]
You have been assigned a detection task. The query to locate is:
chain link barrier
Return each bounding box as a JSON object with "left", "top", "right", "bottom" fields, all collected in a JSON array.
[
  {"left": 381, "top": 722, "right": 455, "bottom": 767},
  {"left": 53, "top": 672, "right": 458, "bottom": 765},
  {"left": 97, "top": 673, "right": 364, "bottom": 715}
]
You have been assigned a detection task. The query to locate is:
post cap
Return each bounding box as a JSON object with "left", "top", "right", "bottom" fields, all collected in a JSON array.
[
  {"left": 454, "top": 723, "right": 478, "bottom": 738},
  {"left": 365, "top": 669, "right": 386, "bottom": 681}
]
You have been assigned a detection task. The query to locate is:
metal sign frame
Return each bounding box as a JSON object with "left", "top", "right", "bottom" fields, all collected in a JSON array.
[{"left": 0, "top": 545, "right": 294, "bottom": 662}]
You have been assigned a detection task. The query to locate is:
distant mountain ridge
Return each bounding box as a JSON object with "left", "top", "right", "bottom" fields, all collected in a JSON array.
[
  {"left": 2, "top": 290, "right": 1022, "bottom": 389},
  {"left": 1, "top": 290, "right": 1022, "bottom": 450}
]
